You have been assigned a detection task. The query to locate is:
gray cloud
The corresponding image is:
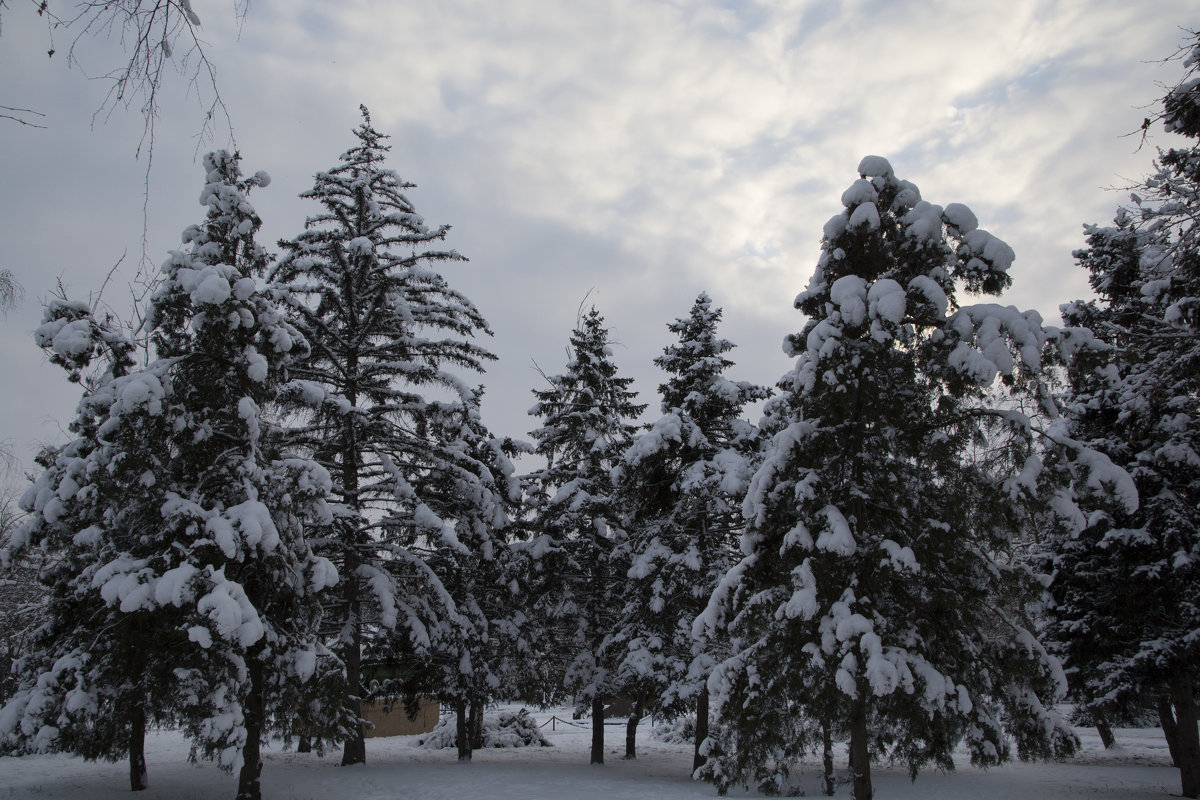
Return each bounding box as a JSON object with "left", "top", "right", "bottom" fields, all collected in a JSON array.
[{"left": 0, "top": 0, "right": 1195, "bottom": 473}]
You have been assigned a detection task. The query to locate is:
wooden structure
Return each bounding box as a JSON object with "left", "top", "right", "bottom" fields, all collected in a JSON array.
[{"left": 361, "top": 696, "right": 440, "bottom": 738}]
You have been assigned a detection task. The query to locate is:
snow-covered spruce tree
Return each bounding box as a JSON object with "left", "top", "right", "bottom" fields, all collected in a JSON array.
[
  {"left": 1050, "top": 35, "right": 1200, "bottom": 799},
  {"left": 696, "top": 157, "right": 1098, "bottom": 798},
  {"left": 4, "top": 153, "right": 342, "bottom": 800},
  {"left": 608, "top": 292, "right": 768, "bottom": 765},
  {"left": 415, "top": 392, "right": 526, "bottom": 761},
  {"left": 0, "top": 301, "right": 169, "bottom": 792},
  {"left": 527, "top": 307, "right": 646, "bottom": 765},
  {"left": 143, "top": 151, "right": 342, "bottom": 800},
  {"left": 269, "top": 106, "right": 499, "bottom": 767}
]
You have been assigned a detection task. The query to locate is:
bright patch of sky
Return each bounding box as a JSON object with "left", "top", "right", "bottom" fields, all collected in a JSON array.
[{"left": 0, "top": 0, "right": 1195, "bottom": 476}]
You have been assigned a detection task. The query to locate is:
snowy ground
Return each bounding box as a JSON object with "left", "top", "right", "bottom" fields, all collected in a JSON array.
[{"left": 0, "top": 707, "right": 1182, "bottom": 799}]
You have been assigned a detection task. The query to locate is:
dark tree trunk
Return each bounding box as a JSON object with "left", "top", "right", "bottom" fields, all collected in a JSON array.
[
  {"left": 624, "top": 697, "right": 641, "bottom": 759},
  {"left": 1093, "top": 709, "right": 1116, "bottom": 750},
  {"left": 340, "top": 412, "right": 366, "bottom": 768},
  {"left": 849, "top": 698, "right": 872, "bottom": 800},
  {"left": 591, "top": 695, "right": 604, "bottom": 765},
  {"left": 469, "top": 701, "right": 484, "bottom": 751},
  {"left": 297, "top": 731, "right": 312, "bottom": 754},
  {"left": 822, "top": 719, "right": 836, "bottom": 796},
  {"left": 456, "top": 701, "right": 471, "bottom": 761},
  {"left": 1160, "top": 693, "right": 1183, "bottom": 768},
  {"left": 340, "top": 546, "right": 366, "bottom": 767},
  {"left": 236, "top": 660, "right": 265, "bottom": 800},
  {"left": 693, "top": 684, "right": 710, "bottom": 775},
  {"left": 1168, "top": 672, "right": 1200, "bottom": 799},
  {"left": 128, "top": 705, "right": 148, "bottom": 791}
]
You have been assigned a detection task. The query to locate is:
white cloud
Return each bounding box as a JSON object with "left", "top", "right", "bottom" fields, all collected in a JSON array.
[{"left": 0, "top": 0, "right": 1195, "bottom": 469}]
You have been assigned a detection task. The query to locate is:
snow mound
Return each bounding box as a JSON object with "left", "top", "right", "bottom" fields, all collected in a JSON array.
[
  {"left": 943, "top": 202, "right": 979, "bottom": 234},
  {"left": 830, "top": 275, "right": 868, "bottom": 326},
  {"left": 416, "top": 708, "right": 551, "bottom": 749},
  {"left": 858, "top": 155, "right": 894, "bottom": 178}
]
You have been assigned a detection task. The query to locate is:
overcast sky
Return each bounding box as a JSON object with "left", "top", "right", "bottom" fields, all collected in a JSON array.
[{"left": 0, "top": 1, "right": 1196, "bottom": 479}]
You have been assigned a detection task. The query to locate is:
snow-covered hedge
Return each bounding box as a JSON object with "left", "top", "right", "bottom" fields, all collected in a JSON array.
[{"left": 416, "top": 708, "right": 551, "bottom": 749}]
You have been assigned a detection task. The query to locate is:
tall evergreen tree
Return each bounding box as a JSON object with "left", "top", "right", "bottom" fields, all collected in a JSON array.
[
  {"left": 527, "top": 307, "right": 645, "bottom": 765},
  {"left": 609, "top": 292, "right": 767, "bottom": 766},
  {"left": 147, "top": 151, "right": 343, "bottom": 800},
  {"left": 698, "top": 157, "right": 1101, "bottom": 798},
  {"left": 270, "top": 106, "right": 498, "bottom": 766},
  {"left": 1050, "top": 34, "right": 1200, "bottom": 799}
]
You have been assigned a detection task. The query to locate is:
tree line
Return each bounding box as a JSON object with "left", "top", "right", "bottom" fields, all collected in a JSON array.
[{"left": 2, "top": 33, "right": 1199, "bottom": 800}]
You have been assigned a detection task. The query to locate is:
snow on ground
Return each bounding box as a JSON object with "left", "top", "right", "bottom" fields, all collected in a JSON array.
[{"left": 0, "top": 707, "right": 1181, "bottom": 799}]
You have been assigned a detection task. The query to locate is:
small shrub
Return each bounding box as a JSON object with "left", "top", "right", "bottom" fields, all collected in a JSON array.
[{"left": 651, "top": 714, "right": 696, "bottom": 744}]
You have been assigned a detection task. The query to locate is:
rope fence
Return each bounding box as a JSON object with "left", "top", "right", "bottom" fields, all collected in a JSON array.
[{"left": 538, "top": 715, "right": 632, "bottom": 730}]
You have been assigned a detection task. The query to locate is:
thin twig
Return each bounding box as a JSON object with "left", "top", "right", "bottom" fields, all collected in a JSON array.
[{"left": 0, "top": 104, "right": 47, "bottom": 127}]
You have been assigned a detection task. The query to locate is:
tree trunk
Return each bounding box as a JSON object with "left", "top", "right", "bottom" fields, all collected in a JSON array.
[
  {"left": 340, "top": 546, "right": 366, "bottom": 767},
  {"left": 297, "top": 730, "right": 312, "bottom": 754},
  {"left": 591, "top": 695, "right": 605, "bottom": 765},
  {"left": 469, "top": 701, "right": 485, "bottom": 751},
  {"left": 456, "top": 700, "right": 471, "bottom": 761},
  {"left": 1160, "top": 693, "right": 1183, "bottom": 768},
  {"left": 1093, "top": 709, "right": 1116, "bottom": 750},
  {"left": 849, "top": 698, "right": 872, "bottom": 800},
  {"left": 693, "top": 684, "right": 710, "bottom": 775},
  {"left": 822, "top": 719, "right": 836, "bottom": 796},
  {"left": 624, "top": 697, "right": 641, "bottom": 759},
  {"left": 340, "top": 414, "right": 366, "bottom": 767},
  {"left": 128, "top": 705, "right": 148, "bottom": 791},
  {"left": 1168, "top": 672, "right": 1200, "bottom": 799},
  {"left": 236, "top": 660, "right": 265, "bottom": 800}
]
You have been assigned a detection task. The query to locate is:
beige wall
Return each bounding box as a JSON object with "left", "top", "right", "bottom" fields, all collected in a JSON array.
[{"left": 361, "top": 697, "right": 440, "bottom": 738}]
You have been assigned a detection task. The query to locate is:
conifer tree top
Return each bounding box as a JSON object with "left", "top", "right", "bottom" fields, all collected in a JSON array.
[
  {"left": 296, "top": 105, "right": 449, "bottom": 248},
  {"left": 530, "top": 306, "right": 646, "bottom": 466},
  {"left": 796, "top": 155, "right": 1014, "bottom": 322}
]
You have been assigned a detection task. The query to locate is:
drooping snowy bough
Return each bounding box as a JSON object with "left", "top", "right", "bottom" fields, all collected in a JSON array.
[{"left": 695, "top": 156, "right": 1127, "bottom": 798}]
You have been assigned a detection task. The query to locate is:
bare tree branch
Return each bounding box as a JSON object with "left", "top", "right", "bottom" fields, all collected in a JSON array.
[
  {"left": 2, "top": 3, "right": 253, "bottom": 318},
  {"left": 2, "top": 1, "right": 247, "bottom": 155},
  {"left": 1134, "top": 27, "right": 1200, "bottom": 147},
  {"left": 0, "top": 104, "right": 46, "bottom": 127}
]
